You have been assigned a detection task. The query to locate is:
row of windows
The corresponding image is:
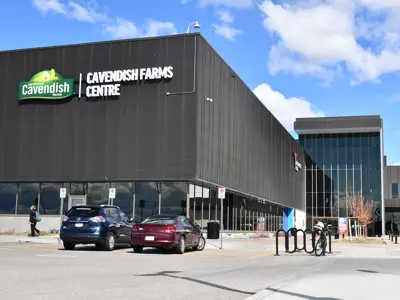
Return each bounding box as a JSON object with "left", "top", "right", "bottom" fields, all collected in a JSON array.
[
  {"left": 0, "top": 182, "right": 188, "bottom": 220},
  {"left": 188, "top": 184, "right": 284, "bottom": 232},
  {"left": 299, "top": 133, "right": 381, "bottom": 170},
  {"left": 0, "top": 182, "right": 286, "bottom": 232},
  {"left": 306, "top": 167, "right": 382, "bottom": 203}
]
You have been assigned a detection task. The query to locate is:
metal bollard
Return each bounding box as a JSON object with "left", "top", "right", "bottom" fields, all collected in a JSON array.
[
  {"left": 328, "top": 231, "right": 332, "bottom": 254},
  {"left": 391, "top": 235, "right": 394, "bottom": 242},
  {"left": 396, "top": 236, "right": 398, "bottom": 244}
]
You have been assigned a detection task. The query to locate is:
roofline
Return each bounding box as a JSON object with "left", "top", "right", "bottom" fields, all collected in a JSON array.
[
  {"left": 295, "top": 115, "right": 382, "bottom": 122},
  {"left": 0, "top": 32, "right": 201, "bottom": 54},
  {"left": 296, "top": 127, "right": 381, "bottom": 135}
]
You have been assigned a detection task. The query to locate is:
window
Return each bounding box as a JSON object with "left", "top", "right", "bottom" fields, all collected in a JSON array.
[
  {"left": 17, "top": 183, "right": 39, "bottom": 214},
  {"left": 0, "top": 183, "right": 17, "bottom": 214},
  {"left": 135, "top": 182, "right": 159, "bottom": 222},
  {"left": 392, "top": 183, "right": 399, "bottom": 199},
  {"left": 161, "top": 182, "right": 188, "bottom": 216},
  {"left": 39, "top": 183, "right": 62, "bottom": 215},
  {"left": 111, "top": 182, "right": 134, "bottom": 217},
  {"left": 87, "top": 183, "right": 108, "bottom": 205}
]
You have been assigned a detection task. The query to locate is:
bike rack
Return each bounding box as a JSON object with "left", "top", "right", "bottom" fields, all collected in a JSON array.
[{"left": 275, "top": 228, "right": 332, "bottom": 256}]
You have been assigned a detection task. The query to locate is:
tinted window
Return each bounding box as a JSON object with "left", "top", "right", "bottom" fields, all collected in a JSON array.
[
  {"left": 142, "top": 216, "right": 176, "bottom": 225},
  {"left": 67, "top": 207, "right": 100, "bottom": 218},
  {"left": 392, "top": 184, "right": 399, "bottom": 199},
  {"left": 109, "top": 208, "right": 120, "bottom": 221}
]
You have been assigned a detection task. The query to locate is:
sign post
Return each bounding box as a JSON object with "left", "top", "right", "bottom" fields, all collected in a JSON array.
[
  {"left": 218, "top": 187, "right": 226, "bottom": 249},
  {"left": 109, "top": 188, "right": 116, "bottom": 205},
  {"left": 59, "top": 188, "right": 67, "bottom": 230}
]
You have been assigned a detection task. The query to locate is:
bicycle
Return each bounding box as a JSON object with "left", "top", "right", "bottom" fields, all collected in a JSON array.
[{"left": 314, "top": 228, "right": 327, "bottom": 257}]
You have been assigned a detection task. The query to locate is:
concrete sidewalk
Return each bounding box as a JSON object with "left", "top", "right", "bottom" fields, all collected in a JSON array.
[{"left": 0, "top": 235, "right": 61, "bottom": 244}]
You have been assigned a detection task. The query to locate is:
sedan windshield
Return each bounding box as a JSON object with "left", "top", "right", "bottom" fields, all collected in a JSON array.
[{"left": 142, "top": 216, "right": 176, "bottom": 225}]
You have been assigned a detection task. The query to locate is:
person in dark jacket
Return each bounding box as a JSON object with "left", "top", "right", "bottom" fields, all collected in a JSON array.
[{"left": 29, "top": 205, "right": 40, "bottom": 237}]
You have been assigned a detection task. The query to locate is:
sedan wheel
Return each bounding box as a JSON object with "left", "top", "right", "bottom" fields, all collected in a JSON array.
[
  {"left": 177, "top": 236, "right": 185, "bottom": 254},
  {"left": 193, "top": 236, "right": 205, "bottom": 251}
]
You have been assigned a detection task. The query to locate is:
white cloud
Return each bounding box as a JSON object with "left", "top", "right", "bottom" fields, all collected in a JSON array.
[
  {"left": 184, "top": 0, "right": 254, "bottom": 8},
  {"left": 253, "top": 83, "right": 325, "bottom": 131},
  {"left": 104, "top": 18, "right": 177, "bottom": 39},
  {"left": 68, "top": 0, "right": 107, "bottom": 23},
  {"left": 213, "top": 23, "right": 243, "bottom": 41},
  {"left": 392, "top": 162, "right": 400, "bottom": 166},
  {"left": 104, "top": 18, "right": 140, "bottom": 39},
  {"left": 145, "top": 20, "right": 177, "bottom": 37},
  {"left": 217, "top": 10, "right": 234, "bottom": 23},
  {"left": 259, "top": 0, "right": 400, "bottom": 84},
  {"left": 33, "top": 0, "right": 67, "bottom": 15},
  {"left": 33, "top": 0, "right": 106, "bottom": 23}
]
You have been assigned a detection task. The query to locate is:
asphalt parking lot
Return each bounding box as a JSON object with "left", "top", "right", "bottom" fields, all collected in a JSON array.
[
  {"left": 2, "top": 240, "right": 400, "bottom": 300},
  {"left": 0, "top": 242, "right": 280, "bottom": 300}
]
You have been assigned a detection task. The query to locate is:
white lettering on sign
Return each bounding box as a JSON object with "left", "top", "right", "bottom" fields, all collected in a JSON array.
[{"left": 85, "top": 66, "right": 173, "bottom": 98}]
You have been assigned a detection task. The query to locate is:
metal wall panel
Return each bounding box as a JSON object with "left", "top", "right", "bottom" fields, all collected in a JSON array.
[
  {"left": 0, "top": 35, "right": 197, "bottom": 182},
  {"left": 195, "top": 36, "right": 306, "bottom": 210}
]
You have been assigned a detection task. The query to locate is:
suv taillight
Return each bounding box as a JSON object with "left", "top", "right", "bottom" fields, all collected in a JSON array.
[
  {"left": 165, "top": 225, "right": 176, "bottom": 233},
  {"left": 132, "top": 225, "right": 138, "bottom": 231},
  {"left": 63, "top": 216, "right": 69, "bottom": 222},
  {"left": 90, "top": 216, "right": 105, "bottom": 222}
]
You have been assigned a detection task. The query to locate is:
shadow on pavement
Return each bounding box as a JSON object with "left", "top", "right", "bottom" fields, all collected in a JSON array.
[
  {"left": 266, "top": 288, "right": 342, "bottom": 300},
  {"left": 358, "top": 269, "right": 400, "bottom": 276},
  {"left": 135, "top": 270, "right": 255, "bottom": 296}
]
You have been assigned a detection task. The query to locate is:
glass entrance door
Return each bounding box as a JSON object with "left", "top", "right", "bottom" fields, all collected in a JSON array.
[{"left": 68, "top": 195, "right": 87, "bottom": 210}]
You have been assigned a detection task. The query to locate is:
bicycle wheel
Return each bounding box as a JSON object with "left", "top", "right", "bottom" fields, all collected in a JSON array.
[{"left": 315, "top": 238, "right": 324, "bottom": 256}]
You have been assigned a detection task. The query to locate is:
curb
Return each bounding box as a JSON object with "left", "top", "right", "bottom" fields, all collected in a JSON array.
[
  {"left": 16, "top": 237, "right": 61, "bottom": 244},
  {"left": 0, "top": 235, "right": 61, "bottom": 244}
]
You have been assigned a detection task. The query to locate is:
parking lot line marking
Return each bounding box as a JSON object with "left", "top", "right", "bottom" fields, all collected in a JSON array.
[{"left": 0, "top": 247, "right": 11, "bottom": 251}]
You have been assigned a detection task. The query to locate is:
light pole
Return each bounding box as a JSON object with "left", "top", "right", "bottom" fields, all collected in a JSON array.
[{"left": 187, "top": 21, "right": 201, "bottom": 33}]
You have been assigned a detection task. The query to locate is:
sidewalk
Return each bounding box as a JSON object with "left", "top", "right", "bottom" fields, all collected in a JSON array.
[{"left": 0, "top": 235, "right": 61, "bottom": 244}]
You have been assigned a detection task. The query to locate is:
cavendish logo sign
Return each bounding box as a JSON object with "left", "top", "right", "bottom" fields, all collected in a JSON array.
[{"left": 18, "top": 69, "right": 74, "bottom": 101}]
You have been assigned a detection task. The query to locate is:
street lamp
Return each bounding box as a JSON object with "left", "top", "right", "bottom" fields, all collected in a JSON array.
[{"left": 187, "top": 21, "right": 201, "bottom": 33}]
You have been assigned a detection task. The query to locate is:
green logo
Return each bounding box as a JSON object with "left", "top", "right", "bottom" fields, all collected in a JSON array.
[{"left": 18, "top": 69, "right": 74, "bottom": 101}]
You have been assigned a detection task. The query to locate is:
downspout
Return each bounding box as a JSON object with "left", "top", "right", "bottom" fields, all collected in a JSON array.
[{"left": 166, "top": 35, "right": 197, "bottom": 96}]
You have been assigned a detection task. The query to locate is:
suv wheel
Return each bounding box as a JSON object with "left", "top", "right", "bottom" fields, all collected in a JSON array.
[
  {"left": 104, "top": 232, "right": 116, "bottom": 251},
  {"left": 63, "top": 242, "right": 75, "bottom": 251},
  {"left": 133, "top": 246, "right": 143, "bottom": 253},
  {"left": 177, "top": 236, "right": 185, "bottom": 254}
]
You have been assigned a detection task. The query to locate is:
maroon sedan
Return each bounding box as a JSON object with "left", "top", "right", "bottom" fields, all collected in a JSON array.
[{"left": 130, "top": 214, "right": 205, "bottom": 254}]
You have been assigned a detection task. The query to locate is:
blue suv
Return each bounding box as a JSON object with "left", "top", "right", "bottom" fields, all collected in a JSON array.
[{"left": 60, "top": 205, "right": 135, "bottom": 251}]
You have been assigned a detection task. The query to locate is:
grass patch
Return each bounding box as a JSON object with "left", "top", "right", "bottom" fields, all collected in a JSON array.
[{"left": 338, "top": 238, "right": 386, "bottom": 245}]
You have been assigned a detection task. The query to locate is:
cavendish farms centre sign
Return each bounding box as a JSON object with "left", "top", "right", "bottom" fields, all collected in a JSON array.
[
  {"left": 18, "top": 66, "right": 174, "bottom": 101},
  {"left": 18, "top": 69, "right": 74, "bottom": 101}
]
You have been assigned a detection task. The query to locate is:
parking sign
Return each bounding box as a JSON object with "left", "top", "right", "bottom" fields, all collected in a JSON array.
[
  {"left": 109, "top": 188, "right": 116, "bottom": 199},
  {"left": 59, "top": 188, "right": 66, "bottom": 199},
  {"left": 218, "top": 187, "right": 226, "bottom": 199}
]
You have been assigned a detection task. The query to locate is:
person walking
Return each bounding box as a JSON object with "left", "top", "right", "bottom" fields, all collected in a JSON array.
[{"left": 29, "top": 205, "right": 41, "bottom": 237}]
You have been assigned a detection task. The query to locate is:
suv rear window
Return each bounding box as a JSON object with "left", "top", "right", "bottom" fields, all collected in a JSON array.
[
  {"left": 142, "top": 216, "right": 176, "bottom": 225},
  {"left": 67, "top": 207, "right": 100, "bottom": 218}
]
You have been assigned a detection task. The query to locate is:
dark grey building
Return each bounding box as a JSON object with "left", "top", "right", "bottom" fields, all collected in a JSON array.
[
  {"left": 383, "top": 156, "right": 400, "bottom": 233},
  {"left": 295, "top": 115, "right": 385, "bottom": 236},
  {"left": 0, "top": 33, "right": 306, "bottom": 232}
]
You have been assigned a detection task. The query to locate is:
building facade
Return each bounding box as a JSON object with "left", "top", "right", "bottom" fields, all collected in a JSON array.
[
  {"left": 383, "top": 156, "right": 400, "bottom": 233},
  {"left": 0, "top": 33, "right": 306, "bottom": 233},
  {"left": 295, "top": 116, "right": 385, "bottom": 236}
]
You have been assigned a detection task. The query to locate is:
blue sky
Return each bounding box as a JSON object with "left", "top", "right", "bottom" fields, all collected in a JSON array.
[{"left": 1, "top": 0, "right": 400, "bottom": 164}]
